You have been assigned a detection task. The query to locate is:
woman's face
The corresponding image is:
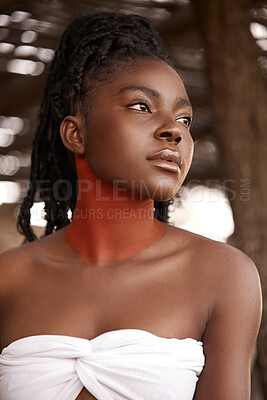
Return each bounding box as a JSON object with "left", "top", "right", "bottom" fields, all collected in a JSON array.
[{"left": 80, "top": 58, "right": 194, "bottom": 201}]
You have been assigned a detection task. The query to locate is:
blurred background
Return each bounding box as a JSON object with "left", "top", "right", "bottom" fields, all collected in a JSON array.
[{"left": 0, "top": 0, "right": 266, "bottom": 398}]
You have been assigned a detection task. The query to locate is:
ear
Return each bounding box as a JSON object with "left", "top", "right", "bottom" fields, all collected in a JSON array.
[{"left": 60, "top": 115, "right": 85, "bottom": 154}]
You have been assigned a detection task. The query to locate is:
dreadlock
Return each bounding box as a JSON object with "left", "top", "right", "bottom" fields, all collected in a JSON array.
[{"left": 17, "top": 11, "right": 176, "bottom": 242}]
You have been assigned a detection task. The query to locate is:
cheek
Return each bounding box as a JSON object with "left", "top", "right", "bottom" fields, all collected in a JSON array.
[
  {"left": 93, "top": 111, "right": 148, "bottom": 151},
  {"left": 182, "top": 134, "right": 194, "bottom": 171},
  {"left": 84, "top": 114, "right": 120, "bottom": 156},
  {"left": 84, "top": 112, "right": 147, "bottom": 178}
]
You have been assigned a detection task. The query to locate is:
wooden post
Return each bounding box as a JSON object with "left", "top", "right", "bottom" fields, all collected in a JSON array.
[{"left": 192, "top": 0, "right": 267, "bottom": 397}]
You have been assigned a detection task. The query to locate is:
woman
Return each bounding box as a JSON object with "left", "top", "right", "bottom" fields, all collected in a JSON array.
[{"left": 0, "top": 11, "right": 262, "bottom": 400}]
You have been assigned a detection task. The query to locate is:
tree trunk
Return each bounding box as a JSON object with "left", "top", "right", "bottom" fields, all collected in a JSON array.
[{"left": 192, "top": 0, "right": 267, "bottom": 397}]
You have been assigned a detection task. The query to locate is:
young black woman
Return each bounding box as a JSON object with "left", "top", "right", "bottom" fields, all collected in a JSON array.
[{"left": 0, "top": 11, "right": 262, "bottom": 400}]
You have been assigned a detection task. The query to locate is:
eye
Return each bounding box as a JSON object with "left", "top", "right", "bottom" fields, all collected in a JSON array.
[
  {"left": 176, "top": 116, "right": 192, "bottom": 127},
  {"left": 128, "top": 102, "right": 150, "bottom": 112}
]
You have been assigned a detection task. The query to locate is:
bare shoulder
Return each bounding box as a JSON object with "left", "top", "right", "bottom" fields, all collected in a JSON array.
[
  {"left": 192, "top": 230, "right": 262, "bottom": 301},
  {"left": 0, "top": 242, "right": 32, "bottom": 274},
  {"left": 168, "top": 223, "right": 261, "bottom": 294},
  {"left": 0, "top": 240, "right": 38, "bottom": 296},
  {"left": 0, "top": 234, "right": 48, "bottom": 266},
  {"left": 0, "top": 229, "right": 67, "bottom": 297},
  {"left": 0, "top": 227, "right": 77, "bottom": 289},
  {"left": 167, "top": 223, "right": 262, "bottom": 330}
]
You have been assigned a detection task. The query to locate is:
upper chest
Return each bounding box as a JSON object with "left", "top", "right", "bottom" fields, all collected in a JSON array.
[{"left": 0, "top": 229, "right": 214, "bottom": 348}]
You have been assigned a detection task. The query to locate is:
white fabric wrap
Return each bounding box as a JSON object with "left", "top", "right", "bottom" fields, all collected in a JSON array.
[{"left": 0, "top": 329, "right": 205, "bottom": 400}]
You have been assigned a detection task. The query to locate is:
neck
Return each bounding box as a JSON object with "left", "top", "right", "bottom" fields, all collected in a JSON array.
[{"left": 66, "top": 155, "right": 164, "bottom": 265}]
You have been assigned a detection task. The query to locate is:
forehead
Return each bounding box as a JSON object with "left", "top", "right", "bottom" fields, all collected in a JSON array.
[{"left": 94, "top": 59, "right": 189, "bottom": 101}]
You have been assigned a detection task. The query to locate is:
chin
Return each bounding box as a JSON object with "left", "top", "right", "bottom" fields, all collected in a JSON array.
[
  {"left": 136, "top": 182, "right": 180, "bottom": 202},
  {"left": 111, "top": 175, "right": 181, "bottom": 201},
  {"left": 151, "top": 192, "right": 178, "bottom": 202},
  {"left": 151, "top": 179, "right": 181, "bottom": 201}
]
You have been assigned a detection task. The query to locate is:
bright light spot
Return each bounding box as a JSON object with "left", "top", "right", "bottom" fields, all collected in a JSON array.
[
  {"left": 0, "top": 116, "right": 25, "bottom": 146},
  {"left": 0, "top": 181, "right": 21, "bottom": 204},
  {"left": 0, "top": 14, "right": 10, "bottom": 26},
  {"left": 6, "top": 59, "right": 44, "bottom": 76},
  {"left": 0, "top": 183, "right": 8, "bottom": 204},
  {"left": 169, "top": 185, "right": 234, "bottom": 242},
  {"left": 10, "top": 150, "right": 31, "bottom": 167},
  {"left": 0, "top": 132, "right": 15, "bottom": 147},
  {"left": 258, "top": 56, "right": 267, "bottom": 69},
  {"left": 0, "top": 155, "right": 19, "bottom": 175},
  {"left": 21, "top": 18, "right": 52, "bottom": 33},
  {"left": 0, "top": 151, "right": 30, "bottom": 174},
  {"left": 250, "top": 22, "right": 267, "bottom": 39},
  {"left": 31, "top": 61, "right": 45, "bottom": 76},
  {"left": 0, "top": 42, "right": 14, "bottom": 53},
  {"left": 21, "top": 30, "right": 37, "bottom": 43},
  {"left": 21, "top": 18, "right": 38, "bottom": 31},
  {"left": 37, "top": 47, "right": 55, "bottom": 62},
  {"left": 8, "top": 117, "right": 24, "bottom": 133},
  {"left": 14, "top": 45, "right": 37, "bottom": 57},
  {"left": 67, "top": 208, "right": 72, "bottom": 220},
  {"left": 7, "top": 59, "right": 35, "bottom": 74},
  {"left": 10, "top": 11, "right": 31, "bottom": 23},
  {"left": 0, "top": 28, "right": 9, "bottom": 40},
  {"left": 0, "top": 116, "right": 24, "bottom": 134},
  {"left": 257, "top": 39, "right": 267, "bottom": 51},
  {"left": 0, "top": 128, "right": 13, "bottom": 134},
  {"left": 35, "top": 20, "right": 53, "bottom": 33},
  {"left": 251, "top": 8, "right": 267, "bottom": 19},
  {"left": 30, "top": 202, "right": 47, "bottom": 227}
]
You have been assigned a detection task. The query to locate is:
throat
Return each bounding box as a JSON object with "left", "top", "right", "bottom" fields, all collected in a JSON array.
[{"left": 66, "top": 155, "right": 164, "bottom": 265}]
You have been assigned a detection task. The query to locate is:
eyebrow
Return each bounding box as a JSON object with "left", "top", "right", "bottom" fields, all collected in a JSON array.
[
  {"left": 118, "top": 85, "right": 192, "bottom": 109},
  {"left": 118, "top": 85, "right": 160, "bottom": 99},
  {"left": 177, "top": 97, "right": 192, "bottom": 108}
]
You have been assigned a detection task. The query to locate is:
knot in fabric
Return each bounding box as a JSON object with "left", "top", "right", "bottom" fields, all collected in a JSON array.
[{"left": 0, "top": 330, "right": 205, "bottom": 400}]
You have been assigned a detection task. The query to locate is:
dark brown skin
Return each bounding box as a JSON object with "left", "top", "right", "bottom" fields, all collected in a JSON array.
[{"left": 0, "top": 59, "right": 262, "bottom": 400}]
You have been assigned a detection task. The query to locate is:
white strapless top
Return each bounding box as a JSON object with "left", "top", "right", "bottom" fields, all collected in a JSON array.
[{"left": 0, "top": 329, "right": 205, "bottom": 400}]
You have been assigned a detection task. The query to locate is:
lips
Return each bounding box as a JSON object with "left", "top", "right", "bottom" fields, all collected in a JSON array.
[{"left": 147, "top": 149, "right": 182, "bottom": 172}]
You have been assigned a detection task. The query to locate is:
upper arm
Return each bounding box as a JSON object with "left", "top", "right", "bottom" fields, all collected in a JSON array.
[
  {"left": 193, "top": 246, "right": 262, "bottom": 400},
  {"left": 0, "top": 247, "right": 30, "bottom": 349},
  {"left": 0, "top": 246, "right": 30, "bottom": 316}
]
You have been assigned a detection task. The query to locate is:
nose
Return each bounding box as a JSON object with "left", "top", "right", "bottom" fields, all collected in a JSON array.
[{"left": 153, "top": 118, "right": 182, "bottom": 144}]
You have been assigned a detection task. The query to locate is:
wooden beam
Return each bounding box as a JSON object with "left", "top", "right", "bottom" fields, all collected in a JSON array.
[
  {"left": 0, "top": 0, "right": 15, "bottom": 12},
  {"left": 0, "top": 73, "right": 44, "bottom": 114}
]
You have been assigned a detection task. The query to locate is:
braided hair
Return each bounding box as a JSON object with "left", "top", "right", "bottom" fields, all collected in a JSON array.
[{"left": 17, "top": 11, "right": 175, "bottom": 242}]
